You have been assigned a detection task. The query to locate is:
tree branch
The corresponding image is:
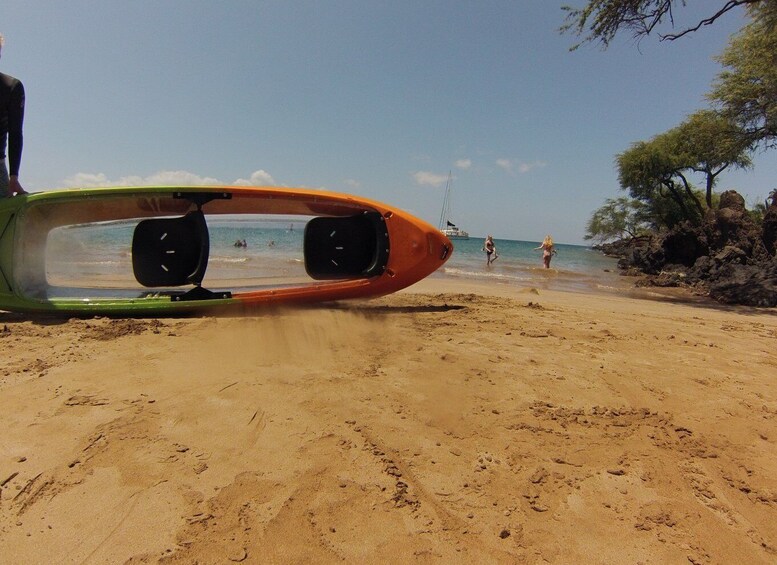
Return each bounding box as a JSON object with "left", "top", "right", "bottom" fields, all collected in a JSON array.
[{"left": 660, "top": 0, "right": 760, "bottom": 41}]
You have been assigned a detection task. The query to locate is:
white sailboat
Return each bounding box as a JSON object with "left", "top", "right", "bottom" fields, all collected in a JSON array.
[{"left": 438, "top": 172, "right": 469, "bottom": 240}]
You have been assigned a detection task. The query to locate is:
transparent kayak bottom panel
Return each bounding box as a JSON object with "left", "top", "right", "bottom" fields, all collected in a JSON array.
[{"left": 39, "top": 216, "right": 316, "bottom": 300}]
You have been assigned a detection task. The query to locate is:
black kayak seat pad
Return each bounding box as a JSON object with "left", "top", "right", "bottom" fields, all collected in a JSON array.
[
  {"left": 132, "top": 210, "right": 210, "bottom": 287},
  {"left": 303, "top": 212, "right": 390, "bottom": 280}
]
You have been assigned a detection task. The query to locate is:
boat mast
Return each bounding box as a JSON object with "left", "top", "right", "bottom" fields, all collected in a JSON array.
[{"left": 438, "top": 171, "right": 453, "bottom": 230}]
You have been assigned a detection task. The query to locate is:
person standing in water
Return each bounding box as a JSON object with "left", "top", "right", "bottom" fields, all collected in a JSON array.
[
  {"left": 535, "top": 235, "right": 556, "bottom": 269},
  {"left": 0, "top": 32, "right": 27, "bottom": 198},
  {"left": 483, "top": 235, "right": 497, "bottom": 265}
]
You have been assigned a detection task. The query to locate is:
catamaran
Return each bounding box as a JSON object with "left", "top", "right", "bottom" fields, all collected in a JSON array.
[{"left": 438, "top": 172, "right": 469, "bottom": 240}]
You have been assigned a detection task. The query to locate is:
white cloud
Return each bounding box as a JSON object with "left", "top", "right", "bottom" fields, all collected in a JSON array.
[
  {"left": 136, "top": 170, "right": 222, "bottom": 186},
  {"left": 518, "top": 160, "right": 547, "bottom": 174},
  {"left": 62, "top": 172, "right": 111, "bottom": 188},
  {"left": 496, "top": 158, "right": 513, "bottom": 173},
  {"left": 454, "top": 159, "right": 472, "bottom": 170},
  {"left": 495, "top": 159, "right": 547, "bottom": 175},
  {"left": 233, "top": 169, "right": 276, "bottom": 186},
  {"left": 63, "top": 170, "right": 222, "bottom": 187},
  {"left": 413, "top": 171, "right": 449, "bottom": 187},
  {"left": 62, "top": 169, "right": 277, "bottom": 188},
  {"left": 344, "top": 178, "right": 362, "bottom": 189}
]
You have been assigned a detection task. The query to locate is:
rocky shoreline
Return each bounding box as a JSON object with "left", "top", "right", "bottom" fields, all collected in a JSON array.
[{"left": 595, "top": 190, "right": 777, "bottom": 307}]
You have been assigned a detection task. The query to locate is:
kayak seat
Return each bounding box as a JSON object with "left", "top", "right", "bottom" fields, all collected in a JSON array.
[
  {"left": 304, "top": 212, "right": 389, "bottom": 280},
  {"left": 132, "top": 210, "right": 210, "bottom": 287}
]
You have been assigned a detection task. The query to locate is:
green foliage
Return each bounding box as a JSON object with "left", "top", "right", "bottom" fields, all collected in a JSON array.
[
  {"left": 584, "top": 197, "right": 646, "bottom": 243},
  {"left": 560, "top": 0, "right": 671, "bottom": 50},
  {"left": 564, "top": 1, "right": 775, "bottom": 238},
  {"left": 671, "top": 110, "right": 752, "bottom": 207},
  {"left": 617, "top": 134, "right": 706, "bottom": 225},
  {"left": 745, "top": 189, "right": 775, "bottom": 223},
  {"left": 749, "top": 201, "right": 767, "bottom": 223},
  {"left": 640, "top": 186, "right": 709, "bottom": 230},
  {"left": 752, "top": 188, "right": 777, "bottom": 222},
  {"left": 616, "top": 138, "right": 674, "bottom": 200},
  {"left": 614, "top": 110, "right": 752, "bottom": 226},
  {"left": 584, "top": 188, "right": 712, "bottom": 242},
  {"left": 560, "top": 1, "right": 761, "bottom": 49},
  {"left": 709, "top": 1, "right": 777, "bottom": 148}
]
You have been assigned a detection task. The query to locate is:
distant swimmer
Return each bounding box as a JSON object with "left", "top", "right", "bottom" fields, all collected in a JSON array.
[
  {"left": 534, "top": 235, "right": 557, "bottom": 269},
  {"left": 483, "top": 235, "right": 498, "bottom": 265}
]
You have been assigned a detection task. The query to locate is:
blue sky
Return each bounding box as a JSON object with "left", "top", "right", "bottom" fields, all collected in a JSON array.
[{"left": 2, "top": 0, "right": 774, "bottom": 244}]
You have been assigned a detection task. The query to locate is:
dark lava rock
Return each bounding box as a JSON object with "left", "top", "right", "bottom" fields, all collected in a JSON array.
[{"left": 600, "top": 190, "right": 777, "bottom": 306}]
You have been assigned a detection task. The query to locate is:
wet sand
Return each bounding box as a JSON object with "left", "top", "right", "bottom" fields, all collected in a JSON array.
[{"left": 1, "top": 280, "right": 776, "bottom": 564}]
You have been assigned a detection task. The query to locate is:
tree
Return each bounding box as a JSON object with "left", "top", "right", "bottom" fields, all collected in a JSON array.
[
  {"left": 560, "top": 1, "right": 776, "bottom": 148},
  {"left": 640, "top": 184, "right": 710, "bottom": 229},
  {"left": 560, "top": 0, "right": 763, "bottom": 50},
  {"left": 614, "top": 110, "right": 751, "bottom": 225},
  {"left": 671, "top": 110, "right": 752, "bottom": 208},
  {"left": 563, "top": 1, "right": 775, "bottom": 240},
  {"left": 617, "top": 134, "right": 706, "bottom": 225},
  {"left": 709, "top": 2, "right": 777, "bottom": 148},
  {"left": 585, "top": 197, "right": 649, "bottom": 243}
]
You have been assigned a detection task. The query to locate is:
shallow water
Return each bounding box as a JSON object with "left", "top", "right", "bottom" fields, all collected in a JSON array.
[
  {"left": 433, "top": 237, "right": 628, "bottom": 295},
  {"left": 45, "top": 221, "right": 626, "bottom": 295}
]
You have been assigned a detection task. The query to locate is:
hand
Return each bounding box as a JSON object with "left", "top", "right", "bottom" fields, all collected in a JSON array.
[{"left": 9, "top": 177, "right": 26, "bottom": 196}]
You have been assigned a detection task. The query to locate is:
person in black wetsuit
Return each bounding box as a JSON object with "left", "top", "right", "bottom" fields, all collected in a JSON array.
[{"left": 0, "top": 33, "right": 26, "bottom": 198}]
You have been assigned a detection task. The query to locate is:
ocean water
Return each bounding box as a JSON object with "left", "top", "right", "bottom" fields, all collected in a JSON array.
[
  {"left": 44, "top": 220, "right": 626, "bottom": 295},
  {"left": 46, "top": 219, "right": 312, "bottom": 288},
  {"left": 432, "top": 236, "right": 627, "bottom": 294}
]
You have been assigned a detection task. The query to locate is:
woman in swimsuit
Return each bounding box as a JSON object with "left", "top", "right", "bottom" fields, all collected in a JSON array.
[
  {"left": 535, "top": 235, "right": 556, "bottom": 269},
  {"left": 483, "top": 235, "right": 497, "bottom": 265}
]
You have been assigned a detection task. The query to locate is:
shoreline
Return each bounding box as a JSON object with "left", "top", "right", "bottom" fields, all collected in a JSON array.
[
  {"left": 409, "top": 275, "right": 733, "bottom": 312},
  {"left": 1, "top": 280, "right": 776, "bottom": 563}
]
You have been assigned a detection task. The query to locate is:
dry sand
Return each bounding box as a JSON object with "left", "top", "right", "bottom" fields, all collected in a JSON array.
[{"left": 1, "top": 280, "right": 776, "bottom": 564}]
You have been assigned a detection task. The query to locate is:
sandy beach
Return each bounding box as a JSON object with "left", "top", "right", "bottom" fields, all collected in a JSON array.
[{"left": 1, "top": 280, "right": 776, "bottom": 564}]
